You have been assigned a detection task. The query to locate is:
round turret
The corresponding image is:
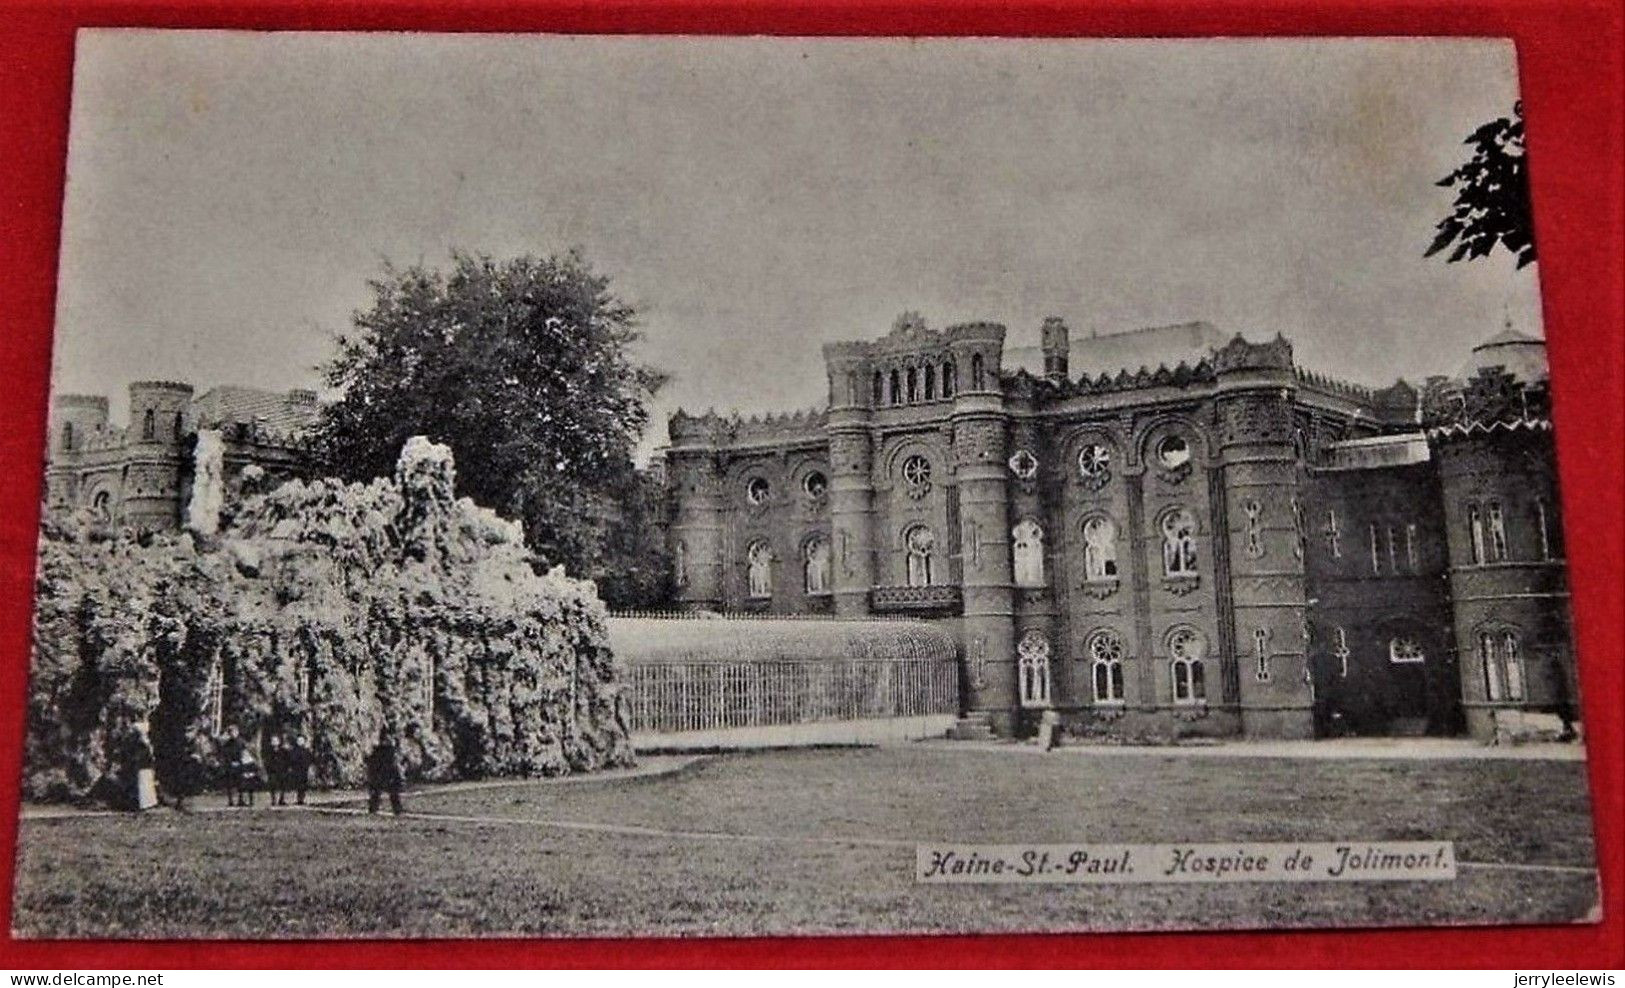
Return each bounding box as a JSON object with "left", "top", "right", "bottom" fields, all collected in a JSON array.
[
  {"left": 50, "top": 394, "right": 110, "bottom": 455},
  {"left": 1457, "top": 329, "right": 1547, "bottom": 384}
]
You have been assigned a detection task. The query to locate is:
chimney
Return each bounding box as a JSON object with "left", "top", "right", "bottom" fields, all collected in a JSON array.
[{"left": 1041, "top": 316, "right": 1070, "bottom": 382}]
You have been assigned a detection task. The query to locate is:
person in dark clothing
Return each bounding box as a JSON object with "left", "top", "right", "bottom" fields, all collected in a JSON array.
[
  {"left": 265, "top": 734, "right": 289, "bottom": 806},
  {"left": 219, "top": 727, "right": 245, "bottom": 807},
  {"left": 285, "top": 735, "right": 313, "bottom": 805},
  {"left": 236, "top": 746, "right": 265, "bottom": 807},
  {"left": 365, "top": 734, "right": 404, "bottom": 816},
  {"left": 1548, "top": 654, "right": 1579, "bottom": 742}
]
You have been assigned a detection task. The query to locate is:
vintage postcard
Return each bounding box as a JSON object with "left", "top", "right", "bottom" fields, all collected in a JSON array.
[{"left": 12, "top": 31, "right": 1599, "bottom": 938}]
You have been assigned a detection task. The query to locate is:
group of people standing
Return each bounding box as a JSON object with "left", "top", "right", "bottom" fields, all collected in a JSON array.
[{"left": 216, "top": 728, "right": 312, "bottom": 808}]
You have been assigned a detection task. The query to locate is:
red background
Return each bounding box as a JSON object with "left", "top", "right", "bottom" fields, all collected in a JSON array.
[{"left": 0, "top": 0, "right": 1619, "bottom": 969}]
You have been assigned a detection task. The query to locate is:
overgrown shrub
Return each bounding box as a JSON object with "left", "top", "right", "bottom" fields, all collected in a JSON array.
[{"left": 27, "top": 438, "right": 635, "bottom": 804}]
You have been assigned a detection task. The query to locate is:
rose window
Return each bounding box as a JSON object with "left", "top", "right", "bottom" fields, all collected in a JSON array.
[
  {"left": 1168, "top": 627, "right": 1206, "bottom": 661},
  {"left": 1156, "top": 435, "right": 1192, "bottom": 470},
  {"left": 802, "top": 471, "right": 828, "bottom": 500},
  {"left": 745, "top": 476, "right": 770, "bottom": 506},
  {"left": 1078, "top": 443, "right": 1111, "bottom": 480},
  {"left": 1088, "top": 631, "right": 1124, "bottom": 664}
]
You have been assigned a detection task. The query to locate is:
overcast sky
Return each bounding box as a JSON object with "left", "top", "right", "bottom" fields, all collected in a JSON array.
[{"left": 53, "top": 32, "right": 1540, "bottom": 452}]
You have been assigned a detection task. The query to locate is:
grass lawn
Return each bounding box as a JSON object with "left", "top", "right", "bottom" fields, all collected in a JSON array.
[{"left": 11, "top": 746, "right": 1599, "bottom": 938}]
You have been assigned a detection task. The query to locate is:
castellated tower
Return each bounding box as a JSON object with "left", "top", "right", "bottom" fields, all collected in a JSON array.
[
  {"left": 122, "top": 382, "right": 195, "bottom": 529},
  {"left": 821, "top": 340, "right": 878, "bottom": 618},
  {"left": 945, "top": 322, "right": 1018, "bottom": 730},
  {"left": 1426, "top": 334, "right": 1572, "bottom": 740},
  {"left": 1211, "top": 336, "right": 1316, "bottom": 738},
  {"left": 663, "top": 416, "right": 728, "bottom": 612}
]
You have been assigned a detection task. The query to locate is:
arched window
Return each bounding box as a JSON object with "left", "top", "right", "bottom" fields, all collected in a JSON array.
[
  {"left": 1467, "top": 503, "right": 1485, "bottom": 564},
  {"left": 1088, "top": 630, "right": 1125, "bottom": 703},
  {"left": 1389, "top": 637, "right": 1425, "bottom": 664},
  {"left": 1161, "top": 509, "right": 1199, "bottom": 577},
  {"left": 1017, "top": 631, "right": 1051, "bottom": 708},
  {"left": 142, "top": 408, "right": 155, "bottom": 440},
  {"left": 888, "top": 370, "right": 902, "bottom": 407},
  {"left": 673, "top": 540, "right": 688, "bottom": 588},
  {"left": 970, "top": 353, "right": 986, "bottom": 391},
  {"left": 872, "top": 371, "right": 884, "bottom": 407},
  {"left": 942, "top": 361, "right": 956, "bottom": 398},
  {"left": 90, "top": 489, "right": 111, "bottom": 524},
  {"left": 905, "top": 367, "right": 919, "bottom": 403},
  {"left": 1479, "top": 629, "right": 1525, "bottom": 701},
  {"left": 1253, "top": 627, "right": 1272, "bottom": 682},
  {"left": 803, "top": 536, "right": 831, "bottom": 595},
  {"left": 61, "top": 422, "right": 75, "bottom": 450},
  {"left": 1487, "top": 501, "right": 1509, "bottom": 562},
  {"left": 1502, "top": 631, "right": 1524, "bottom": 699},
  {"left": 746, "top": 540, "right": 773, "bottom": 599},
  {"left": 172, "top": 411, "right": 184, "bottom": 438},
  {"left": 904, "top": 525, "right": 935, "bottom": 587},
  {"left": 923, "top": 367, "right": 936, "bottom": 401},
  {"left": 1082, "top": 516, "right": 1119, "bottom": 580},
  {"left": 1011, "top": 519, "right": 1045, "bottom": 587},
  {"left": 1169, "top": 627, "right": 1207, "bottom": 704},
  {"left": 1535, "top": 497, "right": 1554, "bottom": 560}
]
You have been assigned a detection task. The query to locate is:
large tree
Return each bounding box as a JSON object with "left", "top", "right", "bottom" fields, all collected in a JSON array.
[
  {"left": 1426, "top": 101, "right": 1536, "bottom": 268},
  {"left": 316, "top": 250, "right": 671, "bottom": 609}
]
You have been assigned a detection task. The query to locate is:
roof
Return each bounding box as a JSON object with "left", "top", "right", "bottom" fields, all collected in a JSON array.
[
  {"left": 191, "top": 385, "right": 319, "bottom": 436},
  {"left": 1319, "top": 433, "right": 1431, "bottom": 471},
  {"left": 1007, "top": 320, "right": 1229, "bottom": 377},
  {"left": 1457, "top": 327, "right": 1548, "bottom": 383}
]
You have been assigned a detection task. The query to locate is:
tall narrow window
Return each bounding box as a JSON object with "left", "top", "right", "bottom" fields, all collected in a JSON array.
[
  {"left": 61, "top": 422, "right": 74, "bottom": 450},
  {"left": 1468, "top": 503, "right": 1485, "bottom": 564},
  {"left": 804, "top": 536, "right": 831, "bottom": 595},
  {"left": 1243, "top": 500, "right": 1264, "bottom": 558},
  {"left": 1369, "top": 522, "right": 1381, "bottom": 574},
  {"left": 1169, "top": 628, "right": 1207, "bottom": 704},
  {"left": 1406, "top": 523, "right": 1419, "bottom": 571},
  {"left": 1082, "top": 516, "right": 1119, "bottom": 580},
  {"left": 1333, "top": 627, "right": 1350, "bottom": 678},
  {"left": 942, "top": 361, "right": 956, "bottom": 398},
  {"left": 1161, "top": 509, "right": 1198, "bottom": 577},
  {"left": 971, "top": 353, "right": 985, "bottom": 391},
  {"left": 1017, "top": 631, "right": 1052, "bottom": 708},
  {"left": 1011, "top": 519, "right": 1045, "bottom": 587},
  {"left": 904, "top": 525, "right": 935, "bottom": 587},
  {"left": 142, "top": 408, "right": 155, "bottom": 440},
  {"left": 1480, "top": 632, "right": 1503, "bottom": 700},
  {"left": 209, "top": 657, "right": 225, "bottom": 734},
  {"left": 1502, "top": 631, "right": 1524, "bottom": 700},
  {"left": 1324, "top": 508, "right": 1341, "bottom": 558},
  {"left": 1291, "top": 497, "right": 1306, "bottom": 560},
  {"left": 888, "top": 370, "right": 902, "bottom": 407},
  {"left": 872, "top": 371, "right": 884, "bottom": 406},
  {"left": 746, "top": 540, "right": 773, "bottom": 598},
  {"left": 905, "top": 367, "right": 919, "bottom": 403},
  {"left": 1253, "top": 627, "right": 1272, "bottom": 682},
  {"left": 173, "top": 411, "right": 184, "bottom": 438},
  {"left": 1488, "top": 502, "right": 1509, "bottom": 562},
  {"left": 1535, "top": 498, "right": 1554, "bottom": 560},
  {"left": 923, "top": 368, "right": 935, "bottom": 401},
  {"left": 1089, "top": 631, "right": 1125, "bottom": 703}
]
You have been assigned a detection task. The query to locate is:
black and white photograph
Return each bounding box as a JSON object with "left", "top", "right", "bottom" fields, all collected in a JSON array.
[{"left": 12, "top": 31, "right": 1600, "bottom": 938}]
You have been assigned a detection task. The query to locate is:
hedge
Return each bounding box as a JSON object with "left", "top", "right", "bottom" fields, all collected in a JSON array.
[{"left": 27, "top": 437, "right": 635, "bottom": 805}]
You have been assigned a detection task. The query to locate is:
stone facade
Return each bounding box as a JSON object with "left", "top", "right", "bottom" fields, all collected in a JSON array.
[
  {"left": 45, "top": 381, "right": 318, "bottom": 531},
  {"left": 662, "top": 316, "right": 1575, "bottom": 741}
]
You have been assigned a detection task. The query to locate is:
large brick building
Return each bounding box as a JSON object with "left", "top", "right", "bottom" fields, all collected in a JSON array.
[{"left": 660, "top": 315, "right": 1574, "bottom": 741}]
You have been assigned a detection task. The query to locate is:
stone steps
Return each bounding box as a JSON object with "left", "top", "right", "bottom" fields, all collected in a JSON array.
[{"left": 947, "top": 712, "right": 996, "bottom": 741}]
